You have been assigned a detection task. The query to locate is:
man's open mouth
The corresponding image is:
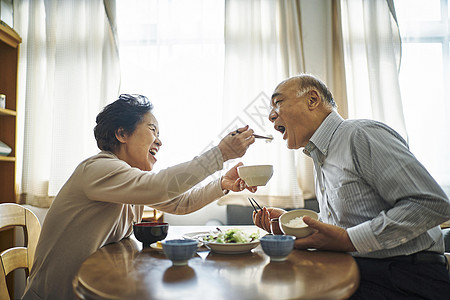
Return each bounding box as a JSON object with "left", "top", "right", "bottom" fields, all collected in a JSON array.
[{"left": 275, "top": 125, "right": 286, "bottom": 134}]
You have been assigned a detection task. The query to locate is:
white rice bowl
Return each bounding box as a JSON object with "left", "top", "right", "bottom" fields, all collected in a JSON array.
[
  {"left": 285, "top": 216, "right": 307, "bottom": 228},
  {"left": 279, "top": 209, "right": 319, "bottom": 238}
]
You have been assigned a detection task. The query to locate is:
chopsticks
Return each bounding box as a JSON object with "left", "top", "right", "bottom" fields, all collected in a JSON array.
[
  {"left": 253, "top": 134, "right": 274, "bottom": 141},
  {"left": 231, "top": 129, "right": 274, "bottom": 142},
  {"left": 248, "top": 197, "right": 262, "bottom": 213}
]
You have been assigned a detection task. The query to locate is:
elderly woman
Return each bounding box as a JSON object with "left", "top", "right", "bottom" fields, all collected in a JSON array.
[{"left": 22, "top": 94, "right": 256, "bottom": 300}]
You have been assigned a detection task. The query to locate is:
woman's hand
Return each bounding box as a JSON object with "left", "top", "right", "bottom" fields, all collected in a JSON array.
[
  {"left": 253, "top": 206, "right": 286, "bottom": 234},
  {"left": 218, "top": 125, "right": 255, "bottom": 162},
  {"left": 221, "top": 162, "right": 257, "bottom": 193},
  {"left": 293, "top": 216, "right": 357, "bottom": 252}
]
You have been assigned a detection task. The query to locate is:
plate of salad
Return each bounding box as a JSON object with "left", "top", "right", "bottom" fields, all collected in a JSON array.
[{"left": 186, "top": 228, "right": 260, "bottom": 254}]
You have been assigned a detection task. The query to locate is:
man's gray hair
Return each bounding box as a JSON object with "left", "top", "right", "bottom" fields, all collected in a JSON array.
[{"left": 291, "top": 74, "right": 337, "bottom": 109}]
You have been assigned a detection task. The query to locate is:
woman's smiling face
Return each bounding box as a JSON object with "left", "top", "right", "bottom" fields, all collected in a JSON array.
[{"left": 115, "top": 112, "right": 162, "bottom": 171}]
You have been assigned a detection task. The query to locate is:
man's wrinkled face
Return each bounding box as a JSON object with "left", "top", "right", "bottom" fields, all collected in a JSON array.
[{"left": 268, "top": 80, "right": 314, "bottom": 149}]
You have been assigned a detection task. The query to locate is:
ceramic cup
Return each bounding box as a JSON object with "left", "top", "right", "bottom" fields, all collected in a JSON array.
[
  {"left": 161, "top": 239, "right": 198, "bottom": 266},
  {"left": 259, "top": 235, "right": 296, "bottom": 262}
]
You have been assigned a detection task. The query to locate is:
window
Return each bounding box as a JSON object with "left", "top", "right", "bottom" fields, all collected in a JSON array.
[
  {"left": 394, "top": 0, "right": 450, "bottom": 192},
  {"left": 116, "top": 0, "right": 225, "bottom": 172}
]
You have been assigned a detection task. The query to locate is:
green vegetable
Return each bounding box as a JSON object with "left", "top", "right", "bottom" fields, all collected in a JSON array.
[{"left": 204, "top": 228, "right": 259, "bottom": 244}]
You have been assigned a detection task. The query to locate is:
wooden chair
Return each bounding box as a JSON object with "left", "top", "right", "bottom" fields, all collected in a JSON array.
[
  {"left": 0, "top": 203, "right": 41, "bottom": 300},
  {"left": 142, "top": 207, "right": 164, "bottom": 223}
]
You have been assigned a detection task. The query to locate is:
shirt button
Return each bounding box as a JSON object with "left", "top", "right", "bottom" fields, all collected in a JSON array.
[
  {"left": 401, "top": 238, "right": 407, "bottom": 243},
  {"left": 328, "top": 212, "right": 331, "bottom": 217}
]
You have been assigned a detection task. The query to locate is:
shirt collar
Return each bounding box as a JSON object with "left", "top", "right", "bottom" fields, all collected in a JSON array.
[{"left": 303, "top": 111, "right": 344, "bottom": 157}]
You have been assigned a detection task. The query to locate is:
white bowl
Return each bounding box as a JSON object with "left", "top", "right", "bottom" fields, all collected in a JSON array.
[
  {"left": 279, "top": 209, "right": 319, "bottom": 238},
  {"left": 237, "top": 165, "right": 273, "bottom": 186},
  {"left": 203, "top": 240, "right": 260, "bottom": 254}
]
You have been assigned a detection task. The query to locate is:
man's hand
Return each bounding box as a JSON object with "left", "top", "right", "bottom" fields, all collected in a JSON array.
[
  {"left": 294, "top": 216, "right": 357, "bottom": 252},
  {"left": 252, "top": 207, "right": 286, "bottom": 233}
]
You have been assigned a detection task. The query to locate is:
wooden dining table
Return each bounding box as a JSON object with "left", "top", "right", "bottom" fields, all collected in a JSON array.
[{"left": 73, "top": 225, "right": 360, "bottom": 300}]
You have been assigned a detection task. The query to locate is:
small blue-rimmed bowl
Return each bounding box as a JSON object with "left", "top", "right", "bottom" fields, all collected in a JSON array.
[
  {"left": 161, "top": 239, "right": 198, "bottom": 266},
  {"left": 260, "top": 235, "right": 296, "bottom": 262}
]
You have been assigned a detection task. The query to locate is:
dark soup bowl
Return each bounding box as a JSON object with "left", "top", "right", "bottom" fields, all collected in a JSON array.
[{"left": 133, "top": 222, "right": 169, "bottom": 247}]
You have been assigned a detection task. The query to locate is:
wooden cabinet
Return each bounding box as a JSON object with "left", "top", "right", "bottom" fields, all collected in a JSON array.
[
  {"left": 0, "top": 20, "right": 21, "bottom": 297},
  {"left": 0, "top": 21, "right": 20, "bottom": 204}
]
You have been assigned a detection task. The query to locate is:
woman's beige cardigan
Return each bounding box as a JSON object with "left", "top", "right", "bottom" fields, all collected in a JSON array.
[{"left": 22, "top": 147, "right": 226, "bottom": 299}]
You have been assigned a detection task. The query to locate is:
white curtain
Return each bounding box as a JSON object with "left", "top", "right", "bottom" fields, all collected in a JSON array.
[
  {"left": 340, "top": 0, "right": 407, "bottom": 138},
  {"left": 219, "top": 0, "right": 406, "bottom": 209},
  {"left": 14, "top": 0, "right": 120, "bottom": 207},
  {"left": 393, "top": 0, "right": 450, "bottom": 194},
  {"left": 115, "top": 0, "right": 226, "bottom": 174},
  {"left": 291, "top": 0, "right": 350, "bottom": 201},
  {"left": 115, "top": 0, "right": 229, "bottom": 225},
  {"left": 11, "top": 0, "right": 405, "bottom": 211},
  {"left": 294, "top": 0, "right": 405, "bottom": 199},
  {"left": 271, "top": 0, "right": 349, "bottom": 203},
  {"left": 219, "top": 0, "right": 304, "bottom": 209}
]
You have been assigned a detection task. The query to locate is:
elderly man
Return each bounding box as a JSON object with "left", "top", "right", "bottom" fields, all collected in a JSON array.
[{"left": 254, "top": 74, "right": 450, "bottom": 298}]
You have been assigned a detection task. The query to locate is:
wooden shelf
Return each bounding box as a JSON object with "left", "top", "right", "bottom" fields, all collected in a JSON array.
[
  {"left": 0, "top": 20, "right": 21, "bottom": 47},
  {"left": 0, "top": 108, "right": 17, "bottom": 116},
  {"left": 0, "top": 20, "right": 21, "bottom": 297},
  {"left": 0, "top": 21, "right": 20, "bottom": 204},
  {"left": 0, "top": 156, "right": 15, "bottom": 162}
]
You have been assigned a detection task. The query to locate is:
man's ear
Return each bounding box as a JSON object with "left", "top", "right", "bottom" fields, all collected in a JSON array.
[
  {"left": 307, "top": 90, "right": 321, "bottom": 110},
  {"left": 115, "top": 128, "right": 127, "bottom": 143}
]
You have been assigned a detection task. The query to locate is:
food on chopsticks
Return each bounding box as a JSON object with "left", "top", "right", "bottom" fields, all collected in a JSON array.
[
  {"left": 253, "top": 134, "right": 274, "bottom": 143},
  {"left": 203, "top": 228, "right": 260, "bottom": 244},
  {"left": 285, "top": 216, "right": 307, "bottom": 228}
]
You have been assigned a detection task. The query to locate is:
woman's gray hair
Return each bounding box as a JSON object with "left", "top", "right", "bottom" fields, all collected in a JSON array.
[{"left": 94, "top": 94, "right": 153, "bottom": 152}]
